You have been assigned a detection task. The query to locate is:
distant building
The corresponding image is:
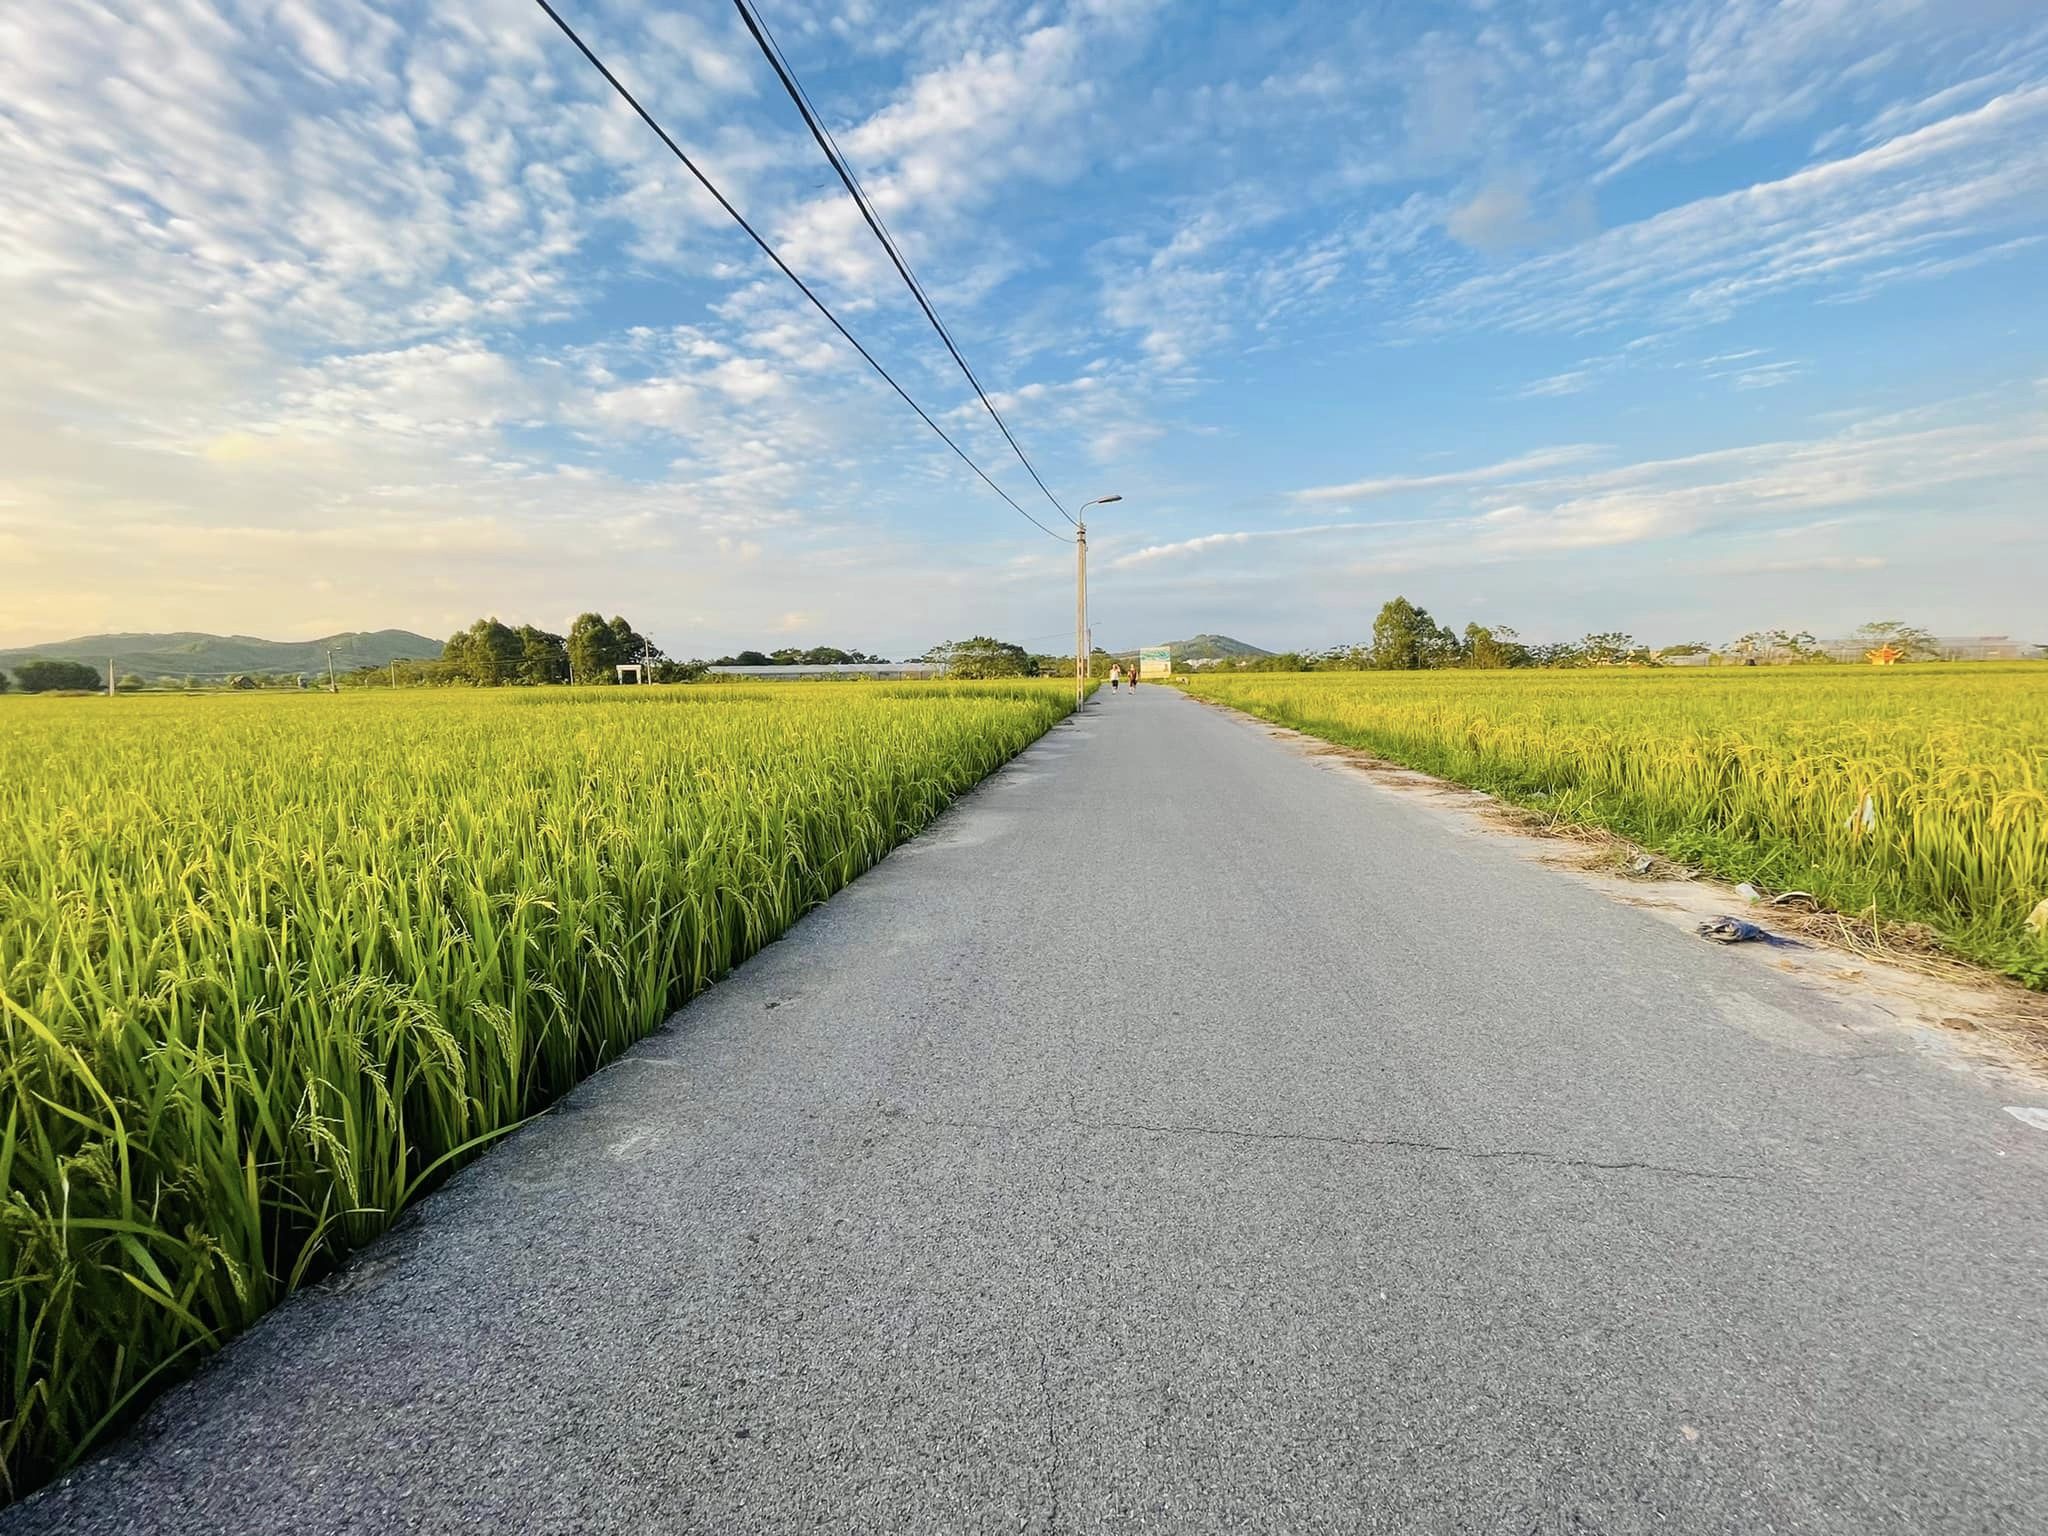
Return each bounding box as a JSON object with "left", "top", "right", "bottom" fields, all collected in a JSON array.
[
  {"left": 1928, "top": 636, "right": 2037, "bottom": 661},
  {"left": 1811, "top": 635, "right": 2039, "bottom": 662}
]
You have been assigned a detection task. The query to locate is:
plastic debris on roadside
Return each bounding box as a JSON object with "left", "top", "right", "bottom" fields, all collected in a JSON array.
[
  {"left": 2026, "top": 898, "right": 2048, "bottom": 935},
  {"left": 1697, "top": 916, "right": 1770, "bottom": 944},
  {"left": 1626, "top": 854, "right": 1655, "bottom": 876},
  {"left": 1734, "top": 882, "right": 1762, "bottom": 903}
]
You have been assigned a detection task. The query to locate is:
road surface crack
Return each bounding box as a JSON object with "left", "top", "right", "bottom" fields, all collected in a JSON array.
[
  {"left": 1040, "top": 1344, "right": 1061, "bottom": 1534},
  {"left": 1080, "top": 1117, "right": 1759, "bottom": 1183}
]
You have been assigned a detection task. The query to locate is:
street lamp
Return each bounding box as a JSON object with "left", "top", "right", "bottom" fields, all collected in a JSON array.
[{"left": 1075, "top": 494, "right": 1122, "bottom": 708}]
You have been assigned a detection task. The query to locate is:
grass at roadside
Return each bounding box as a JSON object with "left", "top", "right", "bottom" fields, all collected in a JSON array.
[
  {"left": 1187, "top": 665, "right": 2048, "bottom": 988},
  {"left": 0, "top": 680, "right": 1072, "bottom": 1499}
]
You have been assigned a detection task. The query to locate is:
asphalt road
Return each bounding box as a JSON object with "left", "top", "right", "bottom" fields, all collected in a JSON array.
[{"left": 13, "top": 687, "right": 2047, "bottom": 1534}]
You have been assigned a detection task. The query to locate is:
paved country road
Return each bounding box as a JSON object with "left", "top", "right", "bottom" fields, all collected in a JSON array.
[{"left": 12, "top": 689, "right": 2047, "bottom": 1535}]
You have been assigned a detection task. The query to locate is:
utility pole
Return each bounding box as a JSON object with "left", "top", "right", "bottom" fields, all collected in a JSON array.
[
  {"left": 325, "top": 648, "right": 338, "bottom": 693},
  {"left": 1075, "top": 494, "right": 1122, "bottom": 706},
  {"left": 390, "top": 659, "right": 398, "bottom": 689},
  {"left": 107, "top": 656, "right": 115, "bottom": 698},
  {"left": 1074, "top": 521, "right": 1087, "bottom": 710}
]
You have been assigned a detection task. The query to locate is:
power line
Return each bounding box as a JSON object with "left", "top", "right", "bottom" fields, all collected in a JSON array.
[
  {"left": 731, "top": 0, "right": 1076, "bottom": 528},
  {"left": 530, "top": 0, "right": 1071, "bottom": 543}
]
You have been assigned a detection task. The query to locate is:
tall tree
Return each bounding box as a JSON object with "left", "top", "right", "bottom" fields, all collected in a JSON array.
[
  {"left": 1578, "top": 631, "right": 1641, "bottom": 666},
  {"left": 567, "top": 612, "right": 619, "bottom": 683},
  {"left": 1729, "top": 629, "right": 1823, "bottom": 663},
  {"left": 13, "top": 659, "right": 103, "bottom": 692},
  {"left": 607, "top": 616, "right": 654, "bottom": 667},
  {"left": 516, "top": 625, "right": 569, "bottom": 685},
  {"left": 1851, "top": 619, "right": 1938, "bottom": 660},
  {"left": 926, "top": 636, "right": 1032, "bottom": 678},
  {"left": 443, "top": 618, "right": 521, "bottom": 686},
  {"left": 442, "top": 627, "right": 479, "bottom": 683},
  {"left": 1462, "top": 623, "right": 1529, "bottom": 669},
  {"left": 1368, "top": 597, "right": 1457, "bottom": 670},
  {"left": 478, "top": 619, "right": 523, "bottom": 685}
]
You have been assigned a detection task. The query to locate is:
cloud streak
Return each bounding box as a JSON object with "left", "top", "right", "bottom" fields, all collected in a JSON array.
[
  {"left": 1115, "top": 400, "right": 2048, "bottom": 577},
  {"left": 1416, "top": 85, "right": 2048, "bottom": 337},
  {"left": 1293, "top": 446, "right": 1603, "bottom": 505}
]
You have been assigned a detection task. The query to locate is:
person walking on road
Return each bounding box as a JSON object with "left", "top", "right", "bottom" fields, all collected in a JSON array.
[{"left": 1109, "top": 663, "right": 1122, "bottom": 692}]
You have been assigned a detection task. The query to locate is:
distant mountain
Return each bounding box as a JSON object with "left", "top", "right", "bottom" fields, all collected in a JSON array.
[
  {"left": 0, "top": 629, "right": 443, "bottom": 681},
  {"left": 1138, "top": 633, "right": 1272, "bottom": 662}
]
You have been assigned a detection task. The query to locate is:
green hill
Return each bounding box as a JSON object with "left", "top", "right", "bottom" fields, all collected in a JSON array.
[
  {"left": 0, "top": 629, "right": 442, "bottom": 683},
  {"left": 1118, "top": 633, "right": 1271, "bottom": 663}
]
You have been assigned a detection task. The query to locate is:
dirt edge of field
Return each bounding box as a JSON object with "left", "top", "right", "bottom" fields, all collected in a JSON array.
[{"left": 1190, "top": 693, "right": 2048, "bottom": 1082}]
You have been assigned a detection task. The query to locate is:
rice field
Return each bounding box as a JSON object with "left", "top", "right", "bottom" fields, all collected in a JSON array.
[
  {"left": 0, "top": 680, "right": 1074, "bottom": 1498},
  {"left": 1188, "top": 665, "right": 2048, "bottom": 986}
]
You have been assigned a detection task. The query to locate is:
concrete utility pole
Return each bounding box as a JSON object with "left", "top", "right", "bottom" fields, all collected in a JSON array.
[
  {"left": 1074, "top": 522, "right": 1087, "bottom": 710},
  {"left": 107, "top": 657, "right": 115, "bottom": 698},
  {"left": 326, "top": 649, "right": 339, "bottom": 693},
  {"left": 1075, "top": 494, "right": 1122, "bottom": 708}
]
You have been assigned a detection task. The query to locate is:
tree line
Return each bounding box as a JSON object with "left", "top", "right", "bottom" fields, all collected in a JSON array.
[
  {"left": 416, "top": 623, "right": 916, "bottom": 686},
  {"left": 0, "top": 609, "right": 1992, "bottom": 696},
  {"left": 1194, "top": 601, "right": 1961, "bottom": 672},
  {"left": 336, "top": 614, "right": 702, "bottom": 688},
  {"left": 1, "top": 659, "right": 105, "bottom": 693},
  {"left": 0, "top": 627, "right": 1048, "bottom": 694},
  {"left": 711, "top": 646, "right": 891, "bottom": 667}
]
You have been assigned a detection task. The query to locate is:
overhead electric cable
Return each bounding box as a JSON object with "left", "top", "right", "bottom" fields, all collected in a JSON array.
[
  {"left": 531, "top": 0, "right": 1070, "bottom": 543},
  {"left": 730, "top": 0, "right": 1076, "bottom": 526}
]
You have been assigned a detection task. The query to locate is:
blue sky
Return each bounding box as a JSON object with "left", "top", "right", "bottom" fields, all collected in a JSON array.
[{"left": 2, "top": 0, "right": 2043, "bottom": 657}]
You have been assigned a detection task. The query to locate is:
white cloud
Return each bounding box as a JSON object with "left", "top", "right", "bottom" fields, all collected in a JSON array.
[
  {"left": 1513, "top": 369, "right": 1596, "bottom": 399},
  {"left": 1117, "top": 401, "right": 2048, "bottom": 577},
  {"left": 769, "top": 19, "right": 1111, "bottom": 298},
  {"left": 1109, "top": 515, "right": 1435, "bottom": 569},
  {"left": 1747, "top": 555, "right": 1888, "bottom": 573},
  {"left": 1589, "top": 0, "right": 1969, "bottom": 180},
  {"left": 1293, "top": 446, "right": 1603, "bottom": 505},
  {"left": 1416, "top": 85, "right": 2048, "bottom": 336},
  {"left": 1445, "top": 177, "right": 1595, "bottom": 256},
  {"left": 1, "top": 0, "right": 2041, "bottom": 654}
]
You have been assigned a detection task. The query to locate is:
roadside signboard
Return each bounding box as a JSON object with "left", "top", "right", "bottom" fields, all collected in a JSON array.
[{"left": 1139, "top": 646, "right": 1171, "bottom": 679}]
